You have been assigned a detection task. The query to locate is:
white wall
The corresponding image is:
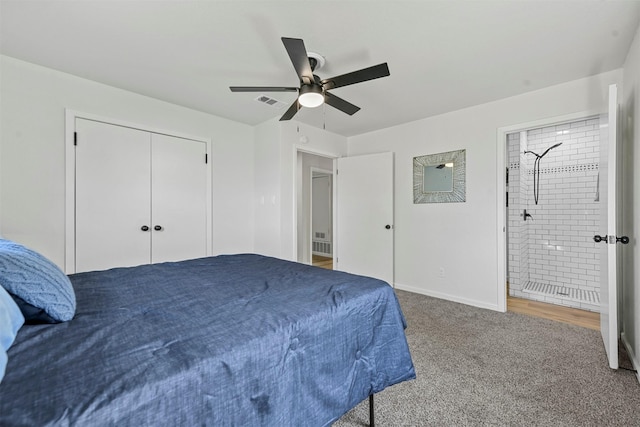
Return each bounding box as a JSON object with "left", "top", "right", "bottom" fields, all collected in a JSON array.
[
  {"left": 253, "top": 119, "right": 282, "bottom": 257},
  {"left": 621, "top": 23, "right": 640, "bottom": 379},
  {"left": 348, "top": 70, "right": 622, "bottom": 311},
  {"left": 0, "top": 55, "right": 255, "bottom": 269}
]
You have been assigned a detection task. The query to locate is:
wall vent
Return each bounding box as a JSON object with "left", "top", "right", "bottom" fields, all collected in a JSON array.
[
  {"left": 255, "top": 95, "right": 287, "bottom": 109},
  {"left": 312, "top": 240, "right": 332, "bottom": 256}
]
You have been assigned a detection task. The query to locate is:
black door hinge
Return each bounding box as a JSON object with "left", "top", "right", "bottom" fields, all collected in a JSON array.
[
  {"left": 205, "top": 153, "right": 208, "bottom": 164},
  {"left": 74, "top": 132, "right": 77, "bottom": 146}
]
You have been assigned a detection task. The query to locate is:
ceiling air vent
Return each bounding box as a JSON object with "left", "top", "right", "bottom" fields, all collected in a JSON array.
[{"left": 255, "top": 95, "right": 287, "bottom": 109}]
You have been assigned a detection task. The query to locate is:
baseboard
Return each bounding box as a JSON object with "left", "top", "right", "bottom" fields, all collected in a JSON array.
[
  {"left": 311, "top": 252, "right": 332, "bottom": 257},
  {"left": 621, "top": 332, "right": 640, "bottom": 385},
  {"left": 393, "top": 283, "right": 500, "bottom": 312}
]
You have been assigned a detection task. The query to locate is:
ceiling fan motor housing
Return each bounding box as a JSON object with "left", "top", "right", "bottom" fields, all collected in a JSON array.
[{"left": 307, "top": 52, "right": 325, "bottom": 71}]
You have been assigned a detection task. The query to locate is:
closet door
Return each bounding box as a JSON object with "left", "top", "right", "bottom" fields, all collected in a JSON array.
[
  {"left": 75, "top": 119, "right": 152, "bottom": 272},
  {"left": 150, "top": 134, "right": 207, "bottom": 263}
]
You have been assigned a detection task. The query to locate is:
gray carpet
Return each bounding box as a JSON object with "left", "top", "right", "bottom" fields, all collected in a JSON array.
[{"left": 334, "top": 290, "right": 640, "bottom": 426}]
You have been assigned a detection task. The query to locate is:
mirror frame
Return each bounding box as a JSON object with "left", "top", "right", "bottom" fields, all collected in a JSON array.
[{"left": 413, "top": 149, "right": 466, "bottom": 203}]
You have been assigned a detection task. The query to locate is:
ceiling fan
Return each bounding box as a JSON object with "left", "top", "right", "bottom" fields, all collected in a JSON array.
[{"left": 230, "top": 37, "right": 390, "bottom": 121}]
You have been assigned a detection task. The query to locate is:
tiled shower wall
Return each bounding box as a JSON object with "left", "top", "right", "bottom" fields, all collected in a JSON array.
[{"left": 507, "top": 118, "right": 600, "bottom": 312}]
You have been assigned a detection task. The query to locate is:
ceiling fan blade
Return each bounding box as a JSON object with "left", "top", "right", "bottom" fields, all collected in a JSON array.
[
  {"left": 230, "top": 86, "right": 298, "bottom": 92},
  {"left": 321, "top": 63, "right": 390, "bottom": 90},
  {"left": 279, "top": 100, "right": 300, "bottom": 121},
  {"left": 324, "top": 92, "right": 361, "bottom": 115},
  {"left": 281, "top": 37, "right": 314, "bottom": 85}
]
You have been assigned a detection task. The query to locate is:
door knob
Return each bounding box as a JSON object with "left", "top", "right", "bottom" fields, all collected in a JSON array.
[
  {"left": 141, "top": 225, "right": 150, "bottom": 232},
  {"left": 385, "top": 224, "right": 392, "bottom": 230},
  {"left": 616, "top": 236, "right": 630, "bottom": 244},
  {"left": 593, "top": 235, "right": 607, "bottom": 243},
  {"left": 154, "top": 225, "right": 163, "bottom": 231}
]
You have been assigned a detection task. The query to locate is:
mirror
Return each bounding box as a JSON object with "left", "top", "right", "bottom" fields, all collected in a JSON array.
[
  {"left": 423, "top": 164, "right": 454, "bottom": 192},
  {"left": 413, "top": 149, "right": 465, "bottom": 203}
]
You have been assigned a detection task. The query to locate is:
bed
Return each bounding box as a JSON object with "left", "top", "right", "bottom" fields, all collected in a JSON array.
[{"left": 0, "top": 251, "right": 415, "bottom": 426}]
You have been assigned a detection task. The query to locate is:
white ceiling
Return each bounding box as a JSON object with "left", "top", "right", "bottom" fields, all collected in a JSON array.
[{"left": 1, "top": 1, "right": 639, "bottom": 137}]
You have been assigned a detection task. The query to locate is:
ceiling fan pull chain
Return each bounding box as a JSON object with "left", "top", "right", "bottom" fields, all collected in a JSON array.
[{"left": 323, "top": 104, "right": 326, "bottom": 130}]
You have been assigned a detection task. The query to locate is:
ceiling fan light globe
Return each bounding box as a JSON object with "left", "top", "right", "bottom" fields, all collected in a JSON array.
[
  {"left": 299, "top": 92, "right": 324, "bottom": 108},
  {"left": 298, "top": 85, "right": 325, "bottom": 108}
]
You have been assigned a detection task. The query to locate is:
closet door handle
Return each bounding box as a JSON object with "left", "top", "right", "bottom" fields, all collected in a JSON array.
[
  {"left": 154, "top": 225, "right": 163, "bottom": 231},
  {"left": 141, "top": 225, "right": 150, "bottom": 232}
]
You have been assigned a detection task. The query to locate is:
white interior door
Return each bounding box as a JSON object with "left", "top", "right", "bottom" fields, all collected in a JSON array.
[
  {"left": 598, "top": 84, "right": 619, "bottom": 369},
  {"left": 75, "top": 119, "right": 152, "bottom": 272},
  {"left": 336, "top": 152, "right": 394, "bottom": 284},
  {"left": 151, "top": 134, "right": 208, "bottom": 263}
]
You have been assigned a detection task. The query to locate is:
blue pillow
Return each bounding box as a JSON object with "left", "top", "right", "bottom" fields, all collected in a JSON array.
[
  {"left": 0, "top": 239, "right": 76, "bottom": 323},
  {"left": 0, "top": 285, "right": 25, "bottom": 382}
]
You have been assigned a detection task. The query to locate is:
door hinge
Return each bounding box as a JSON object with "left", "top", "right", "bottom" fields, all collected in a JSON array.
[
  {"left": 74, "top": 132, "right": 77, "bottom": 146},
  {"left": 205, "top": 153, "right": 208, "bottom": 164}
]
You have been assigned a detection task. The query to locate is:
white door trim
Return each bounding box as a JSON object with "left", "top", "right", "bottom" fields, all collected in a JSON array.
[
  {"left": 64, "top": 109, "right": 213, "bottom": 273},
  {"left": 495, "top": 109, "right": 604, "bottom": 312}
]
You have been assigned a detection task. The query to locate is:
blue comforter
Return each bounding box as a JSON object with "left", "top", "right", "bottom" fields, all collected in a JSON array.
[{"left": 0, "top": 254, "right": 415, "bottom": 426}]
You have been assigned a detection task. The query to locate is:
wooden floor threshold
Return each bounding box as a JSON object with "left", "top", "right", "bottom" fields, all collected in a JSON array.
[
  {"left": 312, "top": 255, "right": 333, "bottom": 270},
  {"left": 508, "top": 296, "right": 600, "bottom": 331}
]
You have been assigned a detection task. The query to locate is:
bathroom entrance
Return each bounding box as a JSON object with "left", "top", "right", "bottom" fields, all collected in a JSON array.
[{"left": 506, "top": 117, "right": 601, "bottom": 312}]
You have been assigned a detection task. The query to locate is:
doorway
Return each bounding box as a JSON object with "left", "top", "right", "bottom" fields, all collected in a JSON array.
[
  {"left": 498, "top": 114, "right": 605, "bottom": 307},
  {"left": 506, "top": 118, "right": 601, "bottom": 313},
  {"left": 500, "top": 117, "right": 604, "bottom": 333},
  {"left": 311, "top": 168, "right": 333, "bottom": 269},
  {"left": 296, "top": 151, "right": 334, "bottom": 267}
]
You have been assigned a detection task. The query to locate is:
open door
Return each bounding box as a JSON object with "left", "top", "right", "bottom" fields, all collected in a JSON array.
[
  {"left": 597, "top": 84, "right": 624, "bottom": 369},
  {"left": 335, "top": 152, "right": 394, "bottom": 284}
]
